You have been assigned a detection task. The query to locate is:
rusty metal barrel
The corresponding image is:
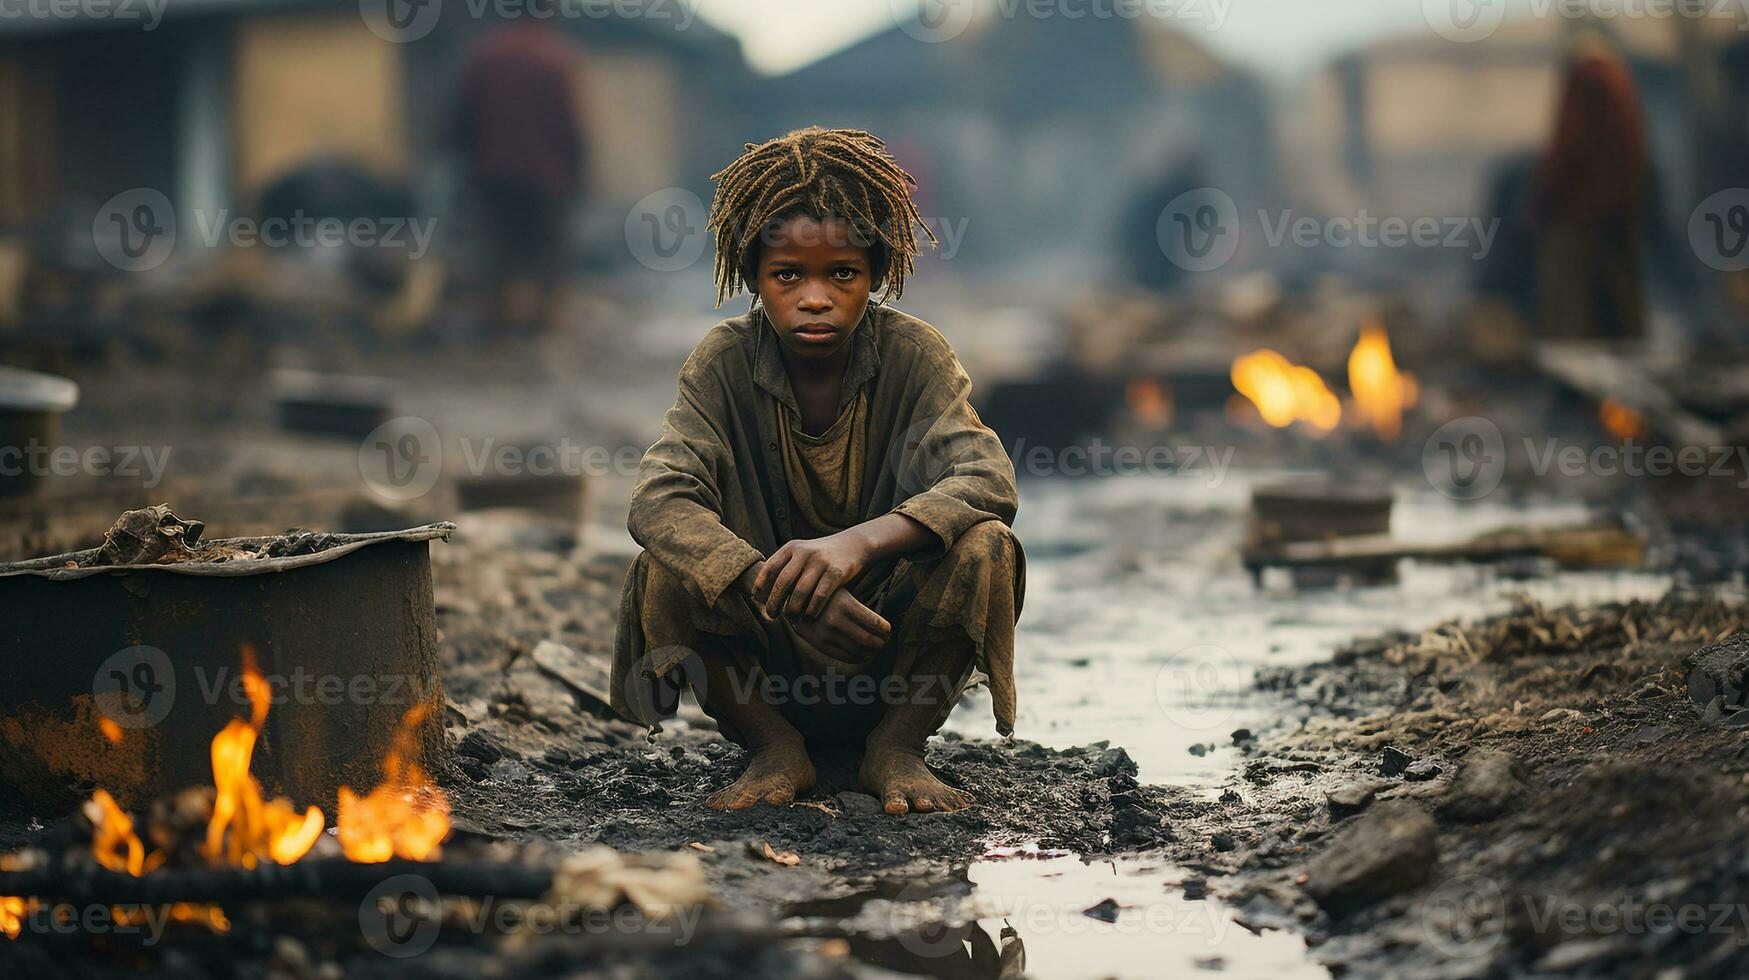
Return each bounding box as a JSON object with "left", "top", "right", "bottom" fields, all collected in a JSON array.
[{"left": 0, "top": 523, "right": 453, "bottom": 812}]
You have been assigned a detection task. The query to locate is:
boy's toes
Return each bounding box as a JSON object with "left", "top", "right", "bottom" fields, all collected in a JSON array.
[
  {"left": 883, "top": 791, "right": 910, "bottom": 814},
  {"left": 764, "top": 784, "right": 796, "bottom": 806}
]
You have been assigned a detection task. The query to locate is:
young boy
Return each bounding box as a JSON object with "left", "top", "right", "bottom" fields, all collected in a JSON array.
[{"left": 612, "top": 128, "right": 1023, "bottom": 815}]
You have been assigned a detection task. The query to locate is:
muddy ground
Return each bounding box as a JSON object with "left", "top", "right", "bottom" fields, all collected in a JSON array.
[{"left": 1169, "top": 590, "right": 1749, "bottom": 979}]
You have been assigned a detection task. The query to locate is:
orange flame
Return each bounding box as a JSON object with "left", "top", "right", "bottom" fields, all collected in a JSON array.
[
  {"left": 86, "top": 789, "right": 160, "bottom": 877},
  {"left": 1231, "top": 349, "right": 1342, "bottom": 436},
  {"left": 99, "top": 717, "right": 123, "bottom": 745},
  {"left": 0, "top": 896, "right": 23, "bottom": 940},
  {"left": 1125, "top": 379, "right": 1174, "bottom": 431},
  {"left": 337, "top": 704, "right": 449, "bottom": 863},
  {"left": 1347, "top": 322, "right": 1419, "bottom": 440},
  {"left": 202, "top": 647, "right": 325, "bottom": 868},
  {"left": 1599, "top": 398, "right": 1647, "bottom": 441}
]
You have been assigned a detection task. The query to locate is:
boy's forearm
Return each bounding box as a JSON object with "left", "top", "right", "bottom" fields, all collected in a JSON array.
[{"left": 849, "top": 512, "right": 938, "bottom": 563}]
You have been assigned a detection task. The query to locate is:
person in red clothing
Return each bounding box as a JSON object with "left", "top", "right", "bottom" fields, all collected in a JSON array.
[
  {"left": 1530, "top": 29, "right": 1651, "bottom": 339},
  {"left": 456, "top": 9, "right": 585, "bottom": 335}
]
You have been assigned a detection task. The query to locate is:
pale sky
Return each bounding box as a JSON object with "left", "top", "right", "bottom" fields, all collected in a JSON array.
[{"left": 693, "top": 0, "right": 1449, "bottom": 78}]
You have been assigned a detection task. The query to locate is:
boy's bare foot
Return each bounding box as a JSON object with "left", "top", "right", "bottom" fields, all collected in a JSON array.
[
  {"left": 706, "top": 740, "right": 816, "bottom": 810},
  {"left": 860, "top": 744, "right": 976, "bottom": 814}
]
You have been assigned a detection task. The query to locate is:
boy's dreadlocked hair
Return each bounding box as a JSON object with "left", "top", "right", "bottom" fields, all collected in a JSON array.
[{"left": 706, "top": 127, "right": 936, "bottom": 308}]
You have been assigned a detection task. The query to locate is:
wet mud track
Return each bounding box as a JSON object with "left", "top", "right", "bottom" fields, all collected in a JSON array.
[{"left": 1185, "top": 590, "right": 1749, "bottom": 978}]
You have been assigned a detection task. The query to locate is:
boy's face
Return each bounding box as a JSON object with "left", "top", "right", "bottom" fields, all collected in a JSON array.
[{"left": 754, "top": 214, "right": 873, "bottom": 363}]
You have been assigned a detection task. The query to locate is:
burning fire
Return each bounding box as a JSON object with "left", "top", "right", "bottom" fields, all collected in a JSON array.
[
  {"left": 202, "top": 648, "right": 326, "bottom": 868},
  {"left": 337, "top": 703, "right": 450, "bottom": 863},
  {"left": 3, "top": 648, "right": 449, "bottom": 944},
  {"left": 1599, "top": 398, "right": 1647, "bottom": 441},
  {"left": 0, "top": 896, "right": 21, "bottom": 940},
  {"left": 1230, "top": 349, "right": 1342, "bottom": 436},
  {"left": 1347, "top": 322, "right": 1419, "bottom": 440}
]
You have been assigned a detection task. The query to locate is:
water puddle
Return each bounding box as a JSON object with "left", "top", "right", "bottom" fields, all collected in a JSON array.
[
  {"left": 788, "top": 845, "right": 1321, "bottom": 979},
  {"left": 946, "top": 471, "right": 1674, "bottom": 784},
  {"left": 914, "top": 471, "right": 1675, "bottom": 977}
]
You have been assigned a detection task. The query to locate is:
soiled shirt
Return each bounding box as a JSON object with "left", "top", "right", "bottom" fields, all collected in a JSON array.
[
  {"left": 626, "top": 302, "right": 1018, "bottom": 611},
  {"left": 776, "top": 388, "right": 867, "bottom": 537},
  {"left": 617, "top": 302, "right": 1022, "bottom": 729}
]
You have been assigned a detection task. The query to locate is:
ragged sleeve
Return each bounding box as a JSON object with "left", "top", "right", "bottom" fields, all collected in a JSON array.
[
  {"left": 887, "top": 327, "right": 1019, "bottom": 552},
  {"left": 626, "top": 346, "right": 765, "bottom": 610}
]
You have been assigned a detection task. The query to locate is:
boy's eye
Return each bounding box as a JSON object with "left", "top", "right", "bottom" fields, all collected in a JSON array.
[
  {"left": 832, "top": 268, "right": 859, "bottom": 281},
  {"left": 773, "top": 269, "right": 801, "bottom": 283}
]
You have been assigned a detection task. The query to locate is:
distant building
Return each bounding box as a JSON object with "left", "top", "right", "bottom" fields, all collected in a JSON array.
[
  {"left": 744, "top": 5, "right": 1280, "bottom": 284},
  {"left": 0, "top": 0, "right": 753, "bottom": 260}
]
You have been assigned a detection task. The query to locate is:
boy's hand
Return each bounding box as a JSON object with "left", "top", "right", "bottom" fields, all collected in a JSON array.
[
  {"left": 755, "top": 530, "right": 873, "bottom": 619},
  {"left": 788, "top": 590, "right": 891, "bottom": 664}
]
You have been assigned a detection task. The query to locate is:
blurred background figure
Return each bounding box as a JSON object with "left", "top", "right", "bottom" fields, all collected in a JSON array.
[
  {"left": 1529, "top": 28, "right": 1650, "bottom": 340},
  {"left": 455, "top": 4, "right": 586, "bottom": 338}
]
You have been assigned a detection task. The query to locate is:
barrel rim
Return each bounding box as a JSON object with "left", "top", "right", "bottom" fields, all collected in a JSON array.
[{"left": 0, "top": 522, "right": 454, "bottom": 580}]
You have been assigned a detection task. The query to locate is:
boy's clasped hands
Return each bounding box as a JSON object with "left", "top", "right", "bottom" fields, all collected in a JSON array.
[{"left": 749, "top": 528, "right": 893, "bottom": 664}]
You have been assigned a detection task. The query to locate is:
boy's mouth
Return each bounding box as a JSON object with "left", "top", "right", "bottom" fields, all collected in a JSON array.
[{"left": 790, "top": 323, "right": 840, "bottom": 344}]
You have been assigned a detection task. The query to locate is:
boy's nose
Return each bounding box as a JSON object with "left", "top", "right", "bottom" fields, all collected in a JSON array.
[{"left": 797, "top": 290, "right": 833, "bottom": 313}]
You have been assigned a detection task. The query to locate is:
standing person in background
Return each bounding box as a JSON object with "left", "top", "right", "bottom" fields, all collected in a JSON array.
[
  {"left": 456, "top": 7, "right": 585, "bottom": 337},
  {"left": 1530, "top": 29, "right": 1650, "bottom": 340}
]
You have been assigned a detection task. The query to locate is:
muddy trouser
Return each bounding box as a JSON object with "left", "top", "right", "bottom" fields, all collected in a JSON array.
[{"left": 614, "top": 521, "right": 1024, "bottom": 748}]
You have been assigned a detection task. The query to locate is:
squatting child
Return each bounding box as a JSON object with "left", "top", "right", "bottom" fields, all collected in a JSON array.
[{"left": 611, "top": 128, "right": 1023, "bottom": 814}]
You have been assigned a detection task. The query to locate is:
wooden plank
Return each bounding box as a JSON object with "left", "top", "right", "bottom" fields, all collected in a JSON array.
[{"left": 1534, "top": 340, "right": 1724, "bottom": 448}]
